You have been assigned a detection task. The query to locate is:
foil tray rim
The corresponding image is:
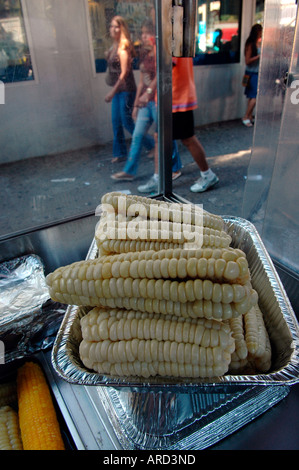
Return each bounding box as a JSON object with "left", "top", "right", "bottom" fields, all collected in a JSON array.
[{"left": 51, "top": 216, "right": 299, "bottom": 388}]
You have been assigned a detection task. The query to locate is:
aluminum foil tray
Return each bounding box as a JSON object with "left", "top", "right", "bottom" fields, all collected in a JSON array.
[
  {"left": 51, "top": 216, "right": 299, "bottom": 389},
  {"left": 91, "top": 383, "right": 290, "bottom": 449}
]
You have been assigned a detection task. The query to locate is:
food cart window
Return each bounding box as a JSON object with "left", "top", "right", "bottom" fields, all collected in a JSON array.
[
  {"left": 194, "top": 0, "right": 242, "bottom": 66},
  {"left": 88, "top": 0, "right": 155, "bottom": 73},
  {"left": 0, "top": 1, "right": 160, "bottom": 240},
  {"left": 0, "top": 0, "right": 34, "bottom": 83},
  {"left": 255, "top": 0, "right": 265, "bottom": 23}
]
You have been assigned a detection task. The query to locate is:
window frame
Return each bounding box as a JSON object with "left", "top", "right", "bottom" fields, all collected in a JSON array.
[
  {"left": 0, "top": 0, "right": 37, "bottom": 86},
  {"left": 192, "top": 0, "right": 243, "bottom": 67}
]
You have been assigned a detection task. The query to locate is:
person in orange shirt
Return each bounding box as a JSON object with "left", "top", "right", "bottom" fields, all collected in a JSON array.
[{"left": 138, "top": 57, "right": 219, "bottom": 193}]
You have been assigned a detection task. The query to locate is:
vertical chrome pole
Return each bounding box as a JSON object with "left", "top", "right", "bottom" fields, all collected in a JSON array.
[
  {"left": 183, "top": 0, "right": 198, "bottom": 57},
  {"left": 155, "top": 0, "right": 173, "bottom": 196}
]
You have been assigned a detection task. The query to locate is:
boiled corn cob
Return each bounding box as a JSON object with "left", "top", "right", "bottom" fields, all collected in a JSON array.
[
  {"left": 254, "top": 330, "right": 272, "bottom": 372},
  {"left": 244, "top": 304, "right": 268, "bottom": 358},
  {"left": 79, "top": 307, "right": 235, "bottom": 378},
  {"left": 228, "top": 304, "right": 271, "bottom": 374},
  {"left": 96, "top": 216, "right": 205, "bottom": 243},
  {"left": 95, "top": 247, "right": 250, "bottom": 283},
  {"left": 228, "top": 315, "right": 248, "bottom": 361},
  {"left": 96, "top": 192, "right": 231, "bottom": 254},
  {"left": 17, "top": 362, "right": 65, "bottom": 450},
  {"left": 96, "top": 221, "right": 232, "bottom": 255},
  {"left": 0, "top": 406, "right": 23, "bottom": 450},
  {"left": 46, "top": 248, "right": 257, "bottom": 320},
  {"left": 96, "top": 296, "right": 251, "bottom": 320},
  {"left": 98, "top": 238, "right": 183, "bottom": 255},
  {"left": 0, "top": 381, "right": 17, "bottom": 407},
  {"left": 46, "top": 247, "right": 251, "bottom": 287},
  {"left": 100, "top": 192, "right": 225, "bottom": 231},
  {"left": 81, "top": 308, "right": 233, "bottom": 347}
]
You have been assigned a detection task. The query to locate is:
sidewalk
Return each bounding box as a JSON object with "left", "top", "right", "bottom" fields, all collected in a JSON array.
[{"left": 0, "top": 119, "right": 254, "bottom": 238}]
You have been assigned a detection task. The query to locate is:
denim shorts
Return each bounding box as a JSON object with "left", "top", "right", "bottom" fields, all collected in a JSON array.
[{"left": 245, "top": 71, "right": 259, "bottom": 99}]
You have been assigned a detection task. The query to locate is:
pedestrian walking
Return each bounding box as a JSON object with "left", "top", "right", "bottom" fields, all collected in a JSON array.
[
  {"left": 111, "top": 20, "right": 156, "bottom": 181},
  {"left": 138, "top": 57, "right": 218, "bottom": 193},
  {"left": 105, "top": 16, "right": 153, "bottom": 164}
]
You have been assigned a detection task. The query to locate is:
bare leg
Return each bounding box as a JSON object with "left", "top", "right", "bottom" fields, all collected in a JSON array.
[
  {"left": 181, "top": 135, "right": 209, "bottom": 172},
  {"left": 138, "top": 132, "right": 217, "bottom": 194},
  {"left": 243, "top": 98, "right": 256, "bottom": 121}
]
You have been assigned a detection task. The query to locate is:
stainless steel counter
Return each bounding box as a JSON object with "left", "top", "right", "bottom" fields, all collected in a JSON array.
[
  {"left": 39, "top": 348, "right": 299, "bottom": 450},
  {"left": 1, "top": 213, "right": 298, "bottom": 450}
]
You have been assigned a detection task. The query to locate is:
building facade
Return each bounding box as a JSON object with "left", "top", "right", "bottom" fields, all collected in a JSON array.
[{"left": 0, "top": 0, "right": 263, "bottom": 163}]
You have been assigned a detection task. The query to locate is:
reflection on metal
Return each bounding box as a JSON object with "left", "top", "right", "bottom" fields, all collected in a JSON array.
[
  {"left": 172, "top": 0, "right": 184, "bottom": 57},
  {"left": 155, "top": 0, "right": 173, "bottom": 196},
  {"left": 172, "top": 0, "right": 198, "bottom": 57},
  {"left": 182, "top": 0, "right": 198, "bottom": 57},
  {"left": 242, "top": 0, "right": 299, "bottom": 277},
  {"left": 0, "top": 213, "right": 96, "bottom": 273},
  {"left": 156, "top": 0, "right": 199, "bottom": 197}
]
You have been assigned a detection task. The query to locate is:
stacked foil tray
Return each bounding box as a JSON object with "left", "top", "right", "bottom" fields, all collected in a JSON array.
[{"left": 51, "top": 217, "right": 299, "bottom": 449}]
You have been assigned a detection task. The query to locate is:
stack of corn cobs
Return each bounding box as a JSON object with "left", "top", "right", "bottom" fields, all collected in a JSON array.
[{"left": 46, "top": 192, "right": 271, "bottom": 379}]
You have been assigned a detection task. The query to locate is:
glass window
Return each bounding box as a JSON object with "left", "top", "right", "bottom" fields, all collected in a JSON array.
[
  {"left": 194, "top": 0, "right": 242, "bottom": 65},
  {"left": 255, "top": 0, "right": 265, "bottom": 24},
  {"left": 88, "top": 0, "right": 154, "bottom": 73},
  {"left": 0, "top": 0, "right": 34, "bottom": 83},
  {"left": 0, "top": 1, "right": 159, "bottom": 239}
]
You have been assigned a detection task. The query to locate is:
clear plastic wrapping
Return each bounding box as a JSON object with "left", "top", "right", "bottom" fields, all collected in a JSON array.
[{"left": 0, "top": 254, "right": 66, "bottom": 363}]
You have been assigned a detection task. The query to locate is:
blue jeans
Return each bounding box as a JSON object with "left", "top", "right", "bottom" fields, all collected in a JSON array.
[
  {"left": 112, "top": 91, "right": 154, "bottom": 159},
  {"left": 172, "top": 140, "right": 182, "bottom": 172},
  {"left": 123, "top": 101, "right": 156, "bottom": 175}
]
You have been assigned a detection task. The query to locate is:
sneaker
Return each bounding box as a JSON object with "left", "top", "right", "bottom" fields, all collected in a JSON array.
[
  {"left": 190, "top": 174, "right": 219, "bottom": 193},
  {"left": 137, "top": 176, "right": 158, "bottom": 193}
]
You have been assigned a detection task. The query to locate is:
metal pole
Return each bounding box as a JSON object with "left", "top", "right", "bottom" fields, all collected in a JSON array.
[
  {"left": 155, "top": 0, "right": 173, "bottom": 196},
  {"left": 183, "top": 0, "right": 198, "bottom": 57}
]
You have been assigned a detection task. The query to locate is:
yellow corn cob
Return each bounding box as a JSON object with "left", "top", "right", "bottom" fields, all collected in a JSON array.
[
  {"left": 100, "top": 192, "right": 225, "bottom": 231},
  {"left": 0, "top": 381, "right": 17, "bottom": 408},
  {"left": 0, "top": 406, "right": 23, "bottom": 450},
  {"left": 17, "top": 362, "right": 65, "bottom": 451},
  {"left": 79, "top": 307, "right": 235, "bottom": 378}
]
